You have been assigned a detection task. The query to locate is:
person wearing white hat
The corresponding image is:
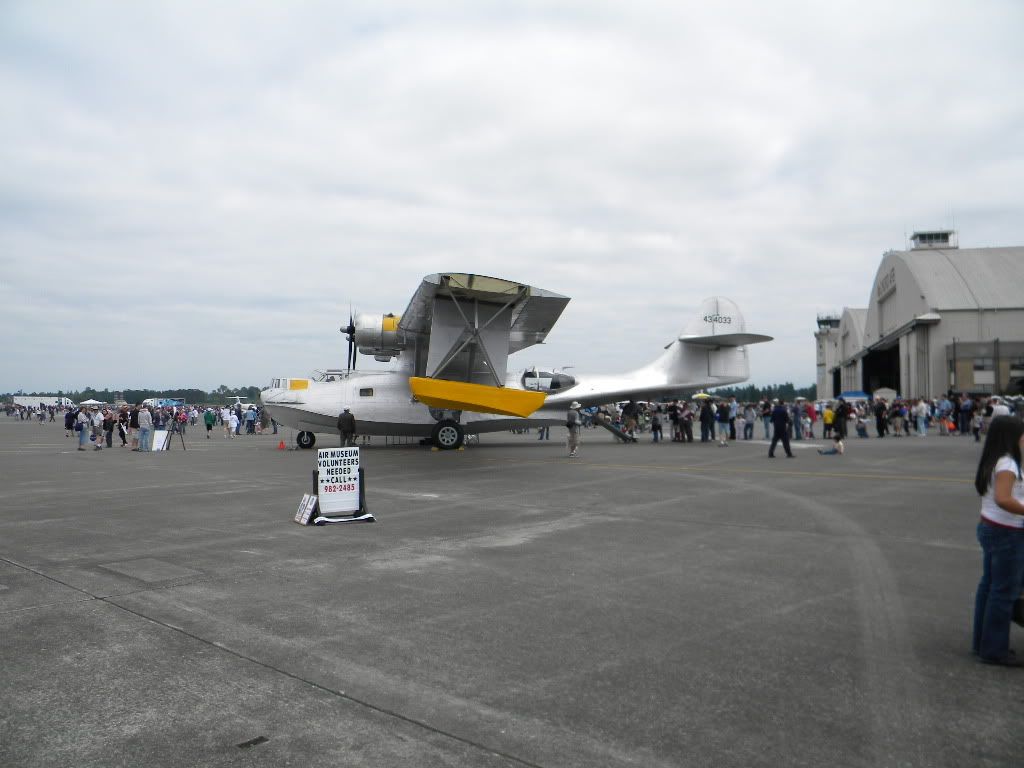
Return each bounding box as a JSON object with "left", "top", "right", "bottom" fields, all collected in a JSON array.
[
  {"left": 990, "top": 396, "right": 1011, "bottom": 418},
  {"left": 567, "top": 401, "right": 582, "bottom": 457}
]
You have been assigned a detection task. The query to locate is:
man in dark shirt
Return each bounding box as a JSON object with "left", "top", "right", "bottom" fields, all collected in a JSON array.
[
  {"left": 873, "top": 398, "right": 888, "bottom": 437},
  {"left": 337, "top": 407, "right": 356, "bottom": 447},
  {"left": 129, "top": 404, "right": 141, "bottom": 450},
  {"left": 833, "top": 397, "right": 850, "bottom": 440},
  {"left": 769, "top": 399, "right": 794, "bottom": 458}
]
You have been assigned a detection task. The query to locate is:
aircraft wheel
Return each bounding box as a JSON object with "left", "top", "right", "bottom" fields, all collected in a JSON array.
[
  {"left": 431, "top": 419, "right": 464, "bottom": 450},
  {"left": 296, "top": 431, "right": 316, "bottom": 449}
]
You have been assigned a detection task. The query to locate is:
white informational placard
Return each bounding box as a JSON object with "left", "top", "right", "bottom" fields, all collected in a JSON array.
[
  {"left": 151, "top": 430, "right": 170, "bottom": 451},
  {"left": 317, "top": 447, "right": 361, "bottom": 514},
  {"left": 294, "top": 493, "right": 318, "bottom": 525}
]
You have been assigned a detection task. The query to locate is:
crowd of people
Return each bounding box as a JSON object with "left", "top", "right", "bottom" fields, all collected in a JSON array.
[
  {"left": 3, "top": 402, "right": 279, "bottom": 452},
  {"left": 553, "top": 393, "right": 1022, "bottom": 462},
  {"left": 8, "top": 392, "right": 1021, "bottom": 457},
  {"left": 557, "top": 393, "right": 1020, "bottom": 445}
]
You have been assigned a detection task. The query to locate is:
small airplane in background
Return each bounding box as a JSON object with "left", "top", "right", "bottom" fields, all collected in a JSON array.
[
  {"left": 142, "top": 397, "right": 186, "bottom": 409},
  {"left": 260, "top": 272, "right": 772, "bottom": 449},
  {"left": 224, "top": 395, "right": 258, "bottom": 411}
]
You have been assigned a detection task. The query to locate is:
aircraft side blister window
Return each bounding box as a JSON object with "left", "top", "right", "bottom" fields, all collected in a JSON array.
[
  {"left": 359, "top": 388, "right": 374, "bottom": 397},
  {"left": 521, "top": 371, "right": 576, "bottom": 393},
  {"left": 551, "top": 373, "right": 575, "bottom": 390}
]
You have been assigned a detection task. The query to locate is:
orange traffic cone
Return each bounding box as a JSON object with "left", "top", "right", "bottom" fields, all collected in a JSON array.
[{"left": 277, "top": 440, "right": 286, "bottom": 450}]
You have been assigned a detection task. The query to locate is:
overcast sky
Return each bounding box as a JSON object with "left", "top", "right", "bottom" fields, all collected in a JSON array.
[{"left": 2, "top": 1, "right": 1021, "bottom": 394}]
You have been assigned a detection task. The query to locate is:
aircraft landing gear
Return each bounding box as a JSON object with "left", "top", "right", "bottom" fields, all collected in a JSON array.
[
  {"left": 296, "top": 431, "right": 316, "bottom": 449},
  {"left": 431, "top": 419, "right": 464, "bottom": 450}
]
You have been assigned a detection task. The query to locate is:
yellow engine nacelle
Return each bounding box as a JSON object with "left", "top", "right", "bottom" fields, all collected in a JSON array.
[{"left": 354, "top": 313, "right": 405, "bottom": 360}]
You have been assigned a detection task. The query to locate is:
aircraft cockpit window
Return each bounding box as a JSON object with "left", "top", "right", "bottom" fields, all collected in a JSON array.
[{"left": 359, "top": 388, "right": 374, "bottom": 397}]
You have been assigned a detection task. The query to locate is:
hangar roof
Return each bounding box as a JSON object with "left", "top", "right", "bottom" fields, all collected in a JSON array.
[
  {"left": 838, "top": 307, "right": 868, "bottom": 360},
  {"left": 901, "top": 246, "right": 1024, "bottom": 310},
  {"left": 841, "top": 308, "right": 867, "bottom": 338}
]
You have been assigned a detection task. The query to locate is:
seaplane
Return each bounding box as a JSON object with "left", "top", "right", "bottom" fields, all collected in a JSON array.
[{"left": 260, "top": 273, "right": 772, "bottom": 449}]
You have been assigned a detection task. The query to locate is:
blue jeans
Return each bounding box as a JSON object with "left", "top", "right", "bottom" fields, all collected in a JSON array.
[
  {"left": 973, "top": 521, "right": 1024, "bottom": 660},
  {"left": 138, "top": 427, "right": 152, "bottom": 452},
  {"left": 917, "top": 416, "right": 927, "bottom": 435},
  {"left": 763, "top": 416, "right": 771, "bottom": 439},
  {"left": 78, "top": 426, "right": 89, "bottom": 448}
]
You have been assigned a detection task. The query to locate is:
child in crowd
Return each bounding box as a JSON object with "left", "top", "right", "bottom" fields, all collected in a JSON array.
[{"left": 818, "top": 433, "right": 845, "bottom": 456}]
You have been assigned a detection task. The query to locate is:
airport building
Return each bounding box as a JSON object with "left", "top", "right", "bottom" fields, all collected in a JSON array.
[{"left": 819, "top": 230, "right": 1024, "bottom": 400}]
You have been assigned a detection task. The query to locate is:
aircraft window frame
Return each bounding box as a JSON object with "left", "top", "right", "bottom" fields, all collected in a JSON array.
[{"left": 359, "top": 388, "right": 374, "bottom": 397}]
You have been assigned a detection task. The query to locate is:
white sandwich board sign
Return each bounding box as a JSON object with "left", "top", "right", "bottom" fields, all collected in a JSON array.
[{"left": 316, "top": 447, "right": 361, "bottom": 514}]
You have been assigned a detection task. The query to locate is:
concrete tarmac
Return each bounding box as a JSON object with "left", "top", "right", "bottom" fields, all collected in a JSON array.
[{"left": 1, "top": 418, "right": 1021, "bottom": 767}]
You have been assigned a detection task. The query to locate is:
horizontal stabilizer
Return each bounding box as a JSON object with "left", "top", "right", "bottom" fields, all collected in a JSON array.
[{"left": 679, "top": 332, "right": 773, "bottom": 347}]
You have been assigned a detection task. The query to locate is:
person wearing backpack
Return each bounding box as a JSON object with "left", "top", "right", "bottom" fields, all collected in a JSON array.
[
  {"left": 89, "top": 407, "right": 104, "bottom": 451},
  {"left": 75, "top": 408, "right": 90, "bottom": 451}
]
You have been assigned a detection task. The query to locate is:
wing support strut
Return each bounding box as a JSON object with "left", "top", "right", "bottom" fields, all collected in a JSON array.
[{"left": 428, "top": 282, "right": 528, "bottom": 387}]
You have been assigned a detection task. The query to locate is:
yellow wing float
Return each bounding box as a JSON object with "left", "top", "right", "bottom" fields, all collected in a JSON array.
[{"left": 408, "top": 377, "right": 546, "bottom": 418}]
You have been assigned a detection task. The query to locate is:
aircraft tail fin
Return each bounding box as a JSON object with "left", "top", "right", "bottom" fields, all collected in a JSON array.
[
  {"left": 638, "top": 297, "right": 771, "bottom": 387},
  {"left": 676, "top": 297, "right": 772, "bottom": 348}
]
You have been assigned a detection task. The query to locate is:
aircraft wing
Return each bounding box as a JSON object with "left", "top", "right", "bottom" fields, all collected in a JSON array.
[
  {"left": 397, "top": 273, "right": 569, "bottom": 416},
  {"left": 398, "top": 273, "right": 569, "bottom": 353}
]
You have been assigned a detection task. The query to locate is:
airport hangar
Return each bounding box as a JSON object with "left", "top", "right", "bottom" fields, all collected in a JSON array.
[{"left": 815, "top": 230, "right": 1024, "bottom": 401}]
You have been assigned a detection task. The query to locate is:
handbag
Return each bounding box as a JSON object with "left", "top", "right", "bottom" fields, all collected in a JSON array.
[{"left": 74, "top": 422, "right": 83, "bottom": 432}]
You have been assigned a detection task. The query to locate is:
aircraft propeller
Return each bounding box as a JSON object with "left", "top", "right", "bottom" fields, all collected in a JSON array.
[{"left": 341, "top": 312, "right": 357, "bottom": 371}]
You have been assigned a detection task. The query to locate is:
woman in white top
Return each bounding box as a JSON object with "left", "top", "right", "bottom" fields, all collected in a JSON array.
[
  {"left": 90, "top": 407, "right": 104, "bottom": 451},
  {"left": 972, "top": 416, "right": 1024, "bottom": 666},
  {"left": 75, "top": 408, "right": 91, "bottom": 451}
]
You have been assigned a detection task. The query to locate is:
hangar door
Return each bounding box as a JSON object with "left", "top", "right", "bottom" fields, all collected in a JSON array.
[{"left": 862, "top": 344, "right": 900, "bottom": 394}]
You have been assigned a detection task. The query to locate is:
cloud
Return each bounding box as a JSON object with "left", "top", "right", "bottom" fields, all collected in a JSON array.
[{"left": 1, "top": 0, "right": 1022, "bottom": 392}]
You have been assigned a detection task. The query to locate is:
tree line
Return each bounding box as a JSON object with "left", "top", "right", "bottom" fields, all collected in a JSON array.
[
  {"left": 3, "top": 385, "right": 264, "bottom": 406},
  {"left": 707, "top": 382, "right": 817, "bottom": 402}
]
